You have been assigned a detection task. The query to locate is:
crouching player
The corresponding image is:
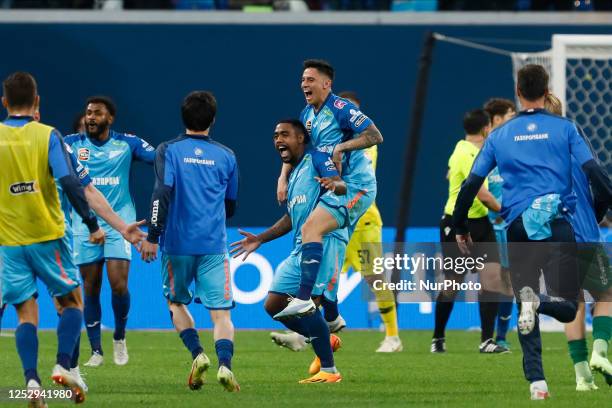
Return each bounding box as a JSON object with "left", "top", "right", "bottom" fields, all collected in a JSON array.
[
  {"left": 231, "top": 119, "right": 346, "bottom": 383},
  {"left": 141, "top": 91, "right": 240, "bottom": 392}
]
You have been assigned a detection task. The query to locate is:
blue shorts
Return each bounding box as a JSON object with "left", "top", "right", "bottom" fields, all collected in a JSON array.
[
  {"left": 0, "top": 236, "right": 80, "bottom": 306},
  {"left": 74, "top": 229, "right": 132, "bottom": 265},
  {"left": 270, "top": 235, "right": 346, "bottom": 302},
  {"left": 493, "top": 225, "right": 509, "bottom": 269},
  {"left": 318, "top": 183, "right": 376, "bottom": 235},
  {"left": 161, "top": 253, "right": 234, "bottom": 310}
]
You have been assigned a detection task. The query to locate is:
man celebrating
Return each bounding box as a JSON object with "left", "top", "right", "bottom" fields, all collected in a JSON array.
[
  {"left": 275, "top": 59, "right": 383, "bottom": 319},
  {"left": 65, "top": 96, "right": 155, "bottom": 367},
  {"left": 452, "top": 64, "right": 612, "bottom": 399},
  {"left": 141, "top": 91, "right": 240, "bottom": 392},
  {"left": 231, "top": 119, "right": 346, "bottom": 383}
]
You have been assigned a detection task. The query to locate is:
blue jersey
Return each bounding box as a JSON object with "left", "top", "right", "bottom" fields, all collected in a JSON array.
[
  {"left": 64, "top": 130, "right": 155, "bottom": 236},
  {"left": 287, "top": 148, "right": 349, "bottom": 254},
  {"left": 150, "top": 134, "right": 239, "bottom": 255},
  {"left": 487, "top": 167, "right": 504, "bottom": 224},
  {"left": 300, "top": 93, "right": 376, "bottom": 189},
  {"left": 59, "top": 144, "right": 93, "bottom": 233},
  {"left": 471, "top": 109, "right": 594, "bottom": 224}
]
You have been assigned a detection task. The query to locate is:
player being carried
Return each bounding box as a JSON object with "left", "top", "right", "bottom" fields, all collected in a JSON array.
[
  {"left": 65, "top": 96, "right": 155, "bottom": 367},
  {"left": 275, "top": 59, "right": 383, "bottom": 320},
  {"left": 141, "top": 91, "right": 240, "bottom": 392},
  {"left": 231, "top": 119, "right": 346, "bottom": 383}
]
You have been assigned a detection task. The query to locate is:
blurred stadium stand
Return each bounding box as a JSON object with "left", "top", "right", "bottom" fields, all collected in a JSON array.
[{"left": 1, "top": 0, "right": 610, "bottom": 10}]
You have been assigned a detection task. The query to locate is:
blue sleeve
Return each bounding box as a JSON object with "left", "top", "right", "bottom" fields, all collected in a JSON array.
[
  {"left": 471, "top": 138, "right": 497, "bottom": 177},
  {"left": 48, "top": 130, "right": 71, "bottom": 179},
  {"left": 334, "top": 98, "right": 373, "bottom": 135},
  {"left": 65, "top": 143, "right": 91, "bottom": 187},
  {"left": 147, "top": 143, "right": 173, "bottom": 243},
  {"left": 225, "top": 156, "right": 239, "bottom": 201},
  {"left": 312, "top": 151, "right": 339, "bottom": 178},
  {"left": 125, "top": 134, "right": 156, "bottom": 164},
  {"left": 569, "top": 124, "right": 595, "bottom": 166},
  {"left": 49, "top": 132, "right": 99, "bottom": 233}
]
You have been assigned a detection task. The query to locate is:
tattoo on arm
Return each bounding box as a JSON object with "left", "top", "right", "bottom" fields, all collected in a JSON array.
[{"left": 338, "top": 124, "right": 383, "bottom": 152}]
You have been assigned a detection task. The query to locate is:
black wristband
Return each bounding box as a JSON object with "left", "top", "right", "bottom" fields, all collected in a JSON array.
[{"left": 147, "top": 229, "right": 160, "bottom": 244}]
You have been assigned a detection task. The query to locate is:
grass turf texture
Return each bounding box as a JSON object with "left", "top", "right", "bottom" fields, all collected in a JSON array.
[{"left": 0, "top": 330, "right": 609, "bottom": 407}]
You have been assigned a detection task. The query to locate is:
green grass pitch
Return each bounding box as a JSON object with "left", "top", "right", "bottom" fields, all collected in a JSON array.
[{"left": 0, "top": 330, "right": 609, "bottom": 407}]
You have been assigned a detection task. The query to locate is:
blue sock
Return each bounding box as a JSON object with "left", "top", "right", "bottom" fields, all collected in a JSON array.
[
  {"left": 302, "top": 310, "right": 334, "bottom": 369},
  {"left": 84, "top": 294, "right": 103, "bottom": 354},
  {"left": 297, "top": 242, "right": 323, "bottom": 300},
  {"left": 215, "top": 339, "right": 234, "bottom": 370},
  {"left": 71, "top": 333, "right": 81, "bottom": 368},
  {"left": 16, "top": 323, "right": 39, "bottom": 384},
  {"left": 179, "top": 328, "right": 203, "bottom": 360},
  {"left": 321, "top": 296, "right": 339, "bottom": 322},
  {"left": 495, "top": 298, "right": 514, "bottom": 342},
  {"left": 112, "top": 292, "right": 130, "bottom": 341},
  {"left": 57, "top": 308, "right": 83, "bottom": 370},
  {"left": 537, "top": 295, "right": 577, "bottom": 323}
]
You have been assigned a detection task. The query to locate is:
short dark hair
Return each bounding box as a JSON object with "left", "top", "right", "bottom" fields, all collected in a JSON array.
[
  {"left": 277, "top": 119, "right": 310, "bottom": 145},
  {"left": 517, "top": 64, "right": 549, "bottom": 102},
  {"left": 86, "top": 96, "right": 116, "bottom": 117},
  {"left": 72, "top": 112, "right": 85, "bottom": 133},
  {"left": 338, "top": 91, "right": 360, "bottom": 106},
  {"left": 463, "top": 109, "right": 490, "bottom": 135},
  {"left": 2, "top": 71, "right": 37, "bottom": 109},
  {"left": 483, "top": 98, "right": 515, "bottom": 118},
  {"left": 303, "top": 59, "right": 334, "bottom": 81},
  {"left": 181, "top": 91, "right": 217, "bottom": 132}
]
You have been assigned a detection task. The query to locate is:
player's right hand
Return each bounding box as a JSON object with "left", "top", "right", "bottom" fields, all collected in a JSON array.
[
  {"left": 277, "top": 176, "right": 288, "bottom": 205},
  {"left": 229, "top": 229, "right": 262, "bottom": 261},
  {"left": 89, "top": 227, "right": 106, "bottom": 245},
  {"left": 455, "top": 233, "right": 473, "bottom": 255},
  {"left": 121, "top": 219, "right": 147, "bottom": 247}
]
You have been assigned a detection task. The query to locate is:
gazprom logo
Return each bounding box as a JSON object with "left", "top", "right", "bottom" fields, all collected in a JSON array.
[
  {"left": 527, "top": 123, "right": 537, "bottom": 132},
  {"left": 9, "top": 181, "right": 37, "bottom": 195}
]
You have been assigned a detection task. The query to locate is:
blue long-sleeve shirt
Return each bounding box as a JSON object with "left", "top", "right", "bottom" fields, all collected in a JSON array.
[{"left": 147, "top": 134, "right": 238, "bottom": 255}]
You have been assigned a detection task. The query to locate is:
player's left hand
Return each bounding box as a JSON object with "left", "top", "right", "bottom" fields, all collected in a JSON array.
[
  {"left": 121, "top": 219, "right": 147, "bottom": 247},
  {"left": 89, "top": 227, "right": 105, "bottom": 245},
  {"left": 141, "top": 241, "right": 158, "bottom": 263},
  {"left": 315, "top": 177, "right": 337, "bottom": 192},
  {"left": 455, "top": 233, "right": 473, "bottom": 255},
  {"left": 332, "top": 146, "right": 343, "bottom": 175}
]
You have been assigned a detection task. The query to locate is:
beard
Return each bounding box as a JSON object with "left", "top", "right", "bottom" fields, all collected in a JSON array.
[{"left": 86, "top": 121, "right": 109, "bottom": 138}]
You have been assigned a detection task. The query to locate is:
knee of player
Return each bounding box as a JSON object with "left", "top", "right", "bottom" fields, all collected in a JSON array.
[
  {"left": 263, "top": 295, "right": 282, "bottom": 317},
  {"left": 301, "top": 220, "right": 321, "bottom": 242}
]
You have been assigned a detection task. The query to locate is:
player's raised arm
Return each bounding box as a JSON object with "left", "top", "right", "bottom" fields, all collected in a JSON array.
[
  {"left": 142, "top": 143, "right": 174, "bottom": 261},
  {"left": 49, "top": 130, "right": 102, "bottom": 240},
  {"left": 229, "top": 215, "right": 292, "bottom": 261}
]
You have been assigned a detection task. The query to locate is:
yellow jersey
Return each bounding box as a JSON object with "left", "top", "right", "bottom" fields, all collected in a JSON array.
[
  {"left": 443, "top": 139, "right": 488, "bottom": 219},
  {"left": 0, "top": 120, "right": 65, "bottom": 246},
  {"left": 355, "top": 145, "right": 382, "bottom": 231}
]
